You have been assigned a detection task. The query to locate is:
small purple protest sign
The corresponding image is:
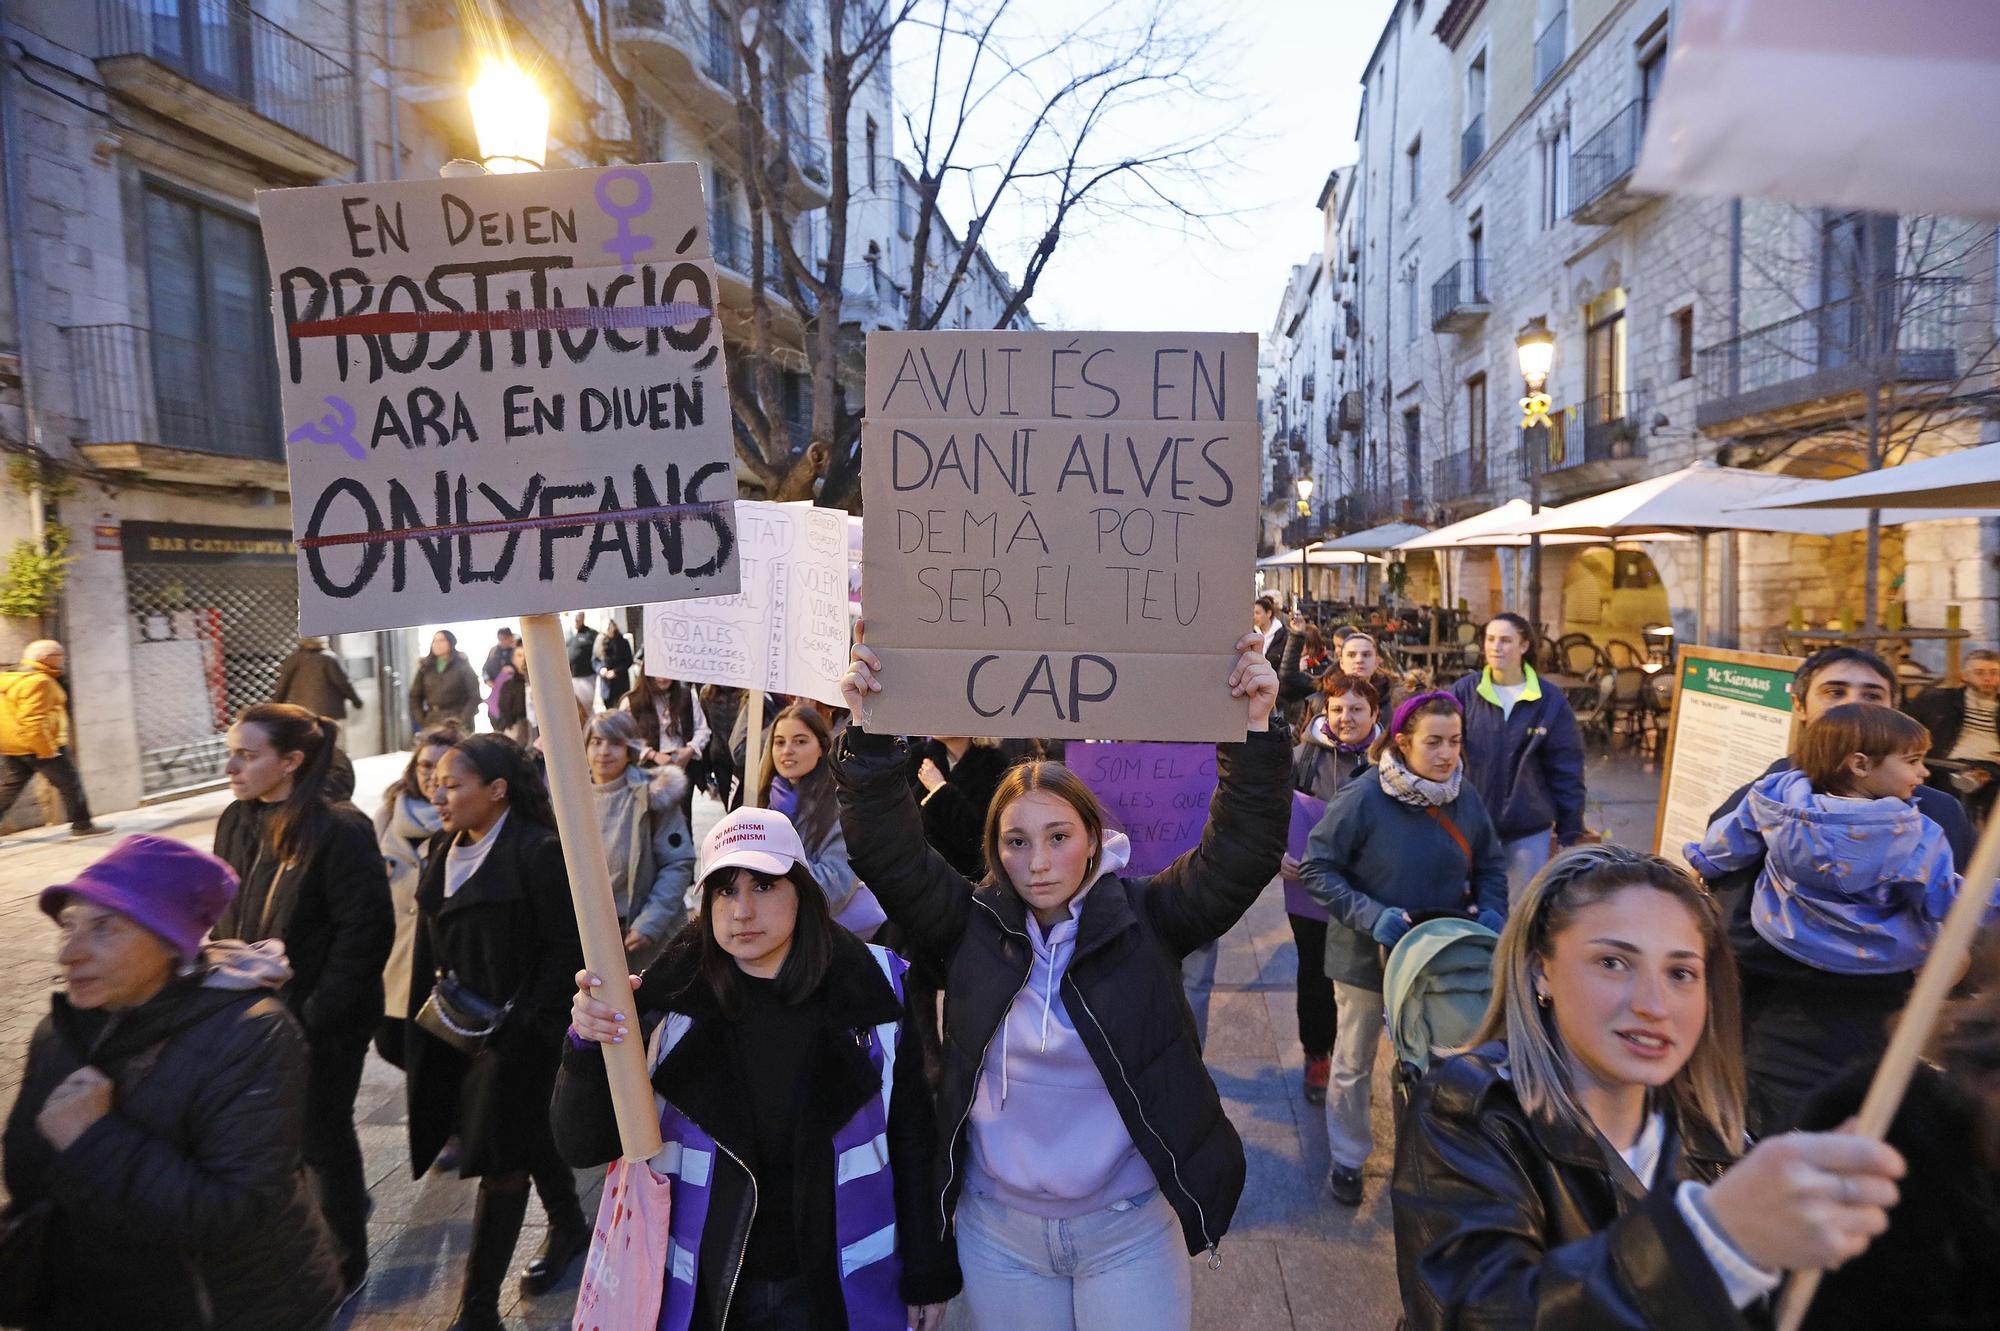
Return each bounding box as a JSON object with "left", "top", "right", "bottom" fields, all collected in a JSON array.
[
  {"left": 1282, "top": 792, "right": 1330, "bottom": 923},
  {"left": 1070, "top": 742, "right": 1218, "bottom": 878}
]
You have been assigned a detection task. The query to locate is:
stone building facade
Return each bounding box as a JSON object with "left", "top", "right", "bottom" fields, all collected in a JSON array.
[
  {"left": 0, "top": 0, "right": 1027, "bottom": 823},
  {"left": 1269, "top": 0, "right": 1998, "bottom": 656}
]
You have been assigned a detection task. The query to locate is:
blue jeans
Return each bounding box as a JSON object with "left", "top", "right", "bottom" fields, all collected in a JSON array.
[
  {"left": 1503, "top": 831, "right": 1554, "bottom": 906},
  {"left": 957, "top": 1186, "right": 1192, "bottom": 1331}
]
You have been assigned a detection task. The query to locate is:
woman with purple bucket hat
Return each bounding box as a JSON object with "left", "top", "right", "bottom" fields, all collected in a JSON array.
[{"left": 1, "top": 834, "right": 343, "bottom": 1330}]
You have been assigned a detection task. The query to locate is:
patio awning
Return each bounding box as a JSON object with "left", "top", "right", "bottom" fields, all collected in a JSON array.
[
  {"left": 1725, "top": 445, "right": 2000, "bottom": 513},
  {"left": 1319, "top": 520, "right": 1430, "bottom": 553},
  {"left": 1511, "top": 463, "right": 1963, "bottom": 537},
  {"left": 1255, "top": 544, "right": 1383, "bottom": 569},
  {"left": 1393, "top": 500, "right": 1683, "bottom": 550}
]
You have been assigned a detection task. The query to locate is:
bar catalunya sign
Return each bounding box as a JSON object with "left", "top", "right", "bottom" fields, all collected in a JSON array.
[
  {"left": 860, "top": 330, "right": 1257, "bottom": 741},
  {"left": 259, "top": 163, "right": 740, "bottom": 634}
]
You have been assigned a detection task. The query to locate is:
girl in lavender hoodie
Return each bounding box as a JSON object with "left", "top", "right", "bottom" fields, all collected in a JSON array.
[{"left": 833, "top": 628, "right": 1290, "bottom": 1331}]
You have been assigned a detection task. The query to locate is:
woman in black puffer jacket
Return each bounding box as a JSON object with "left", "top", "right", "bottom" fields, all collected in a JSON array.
[
  {"left": 834, "top": 630, "right": 1288, "bottom": 1330},
  {"left": 3, "top": 835, "right": 342, "bottom": 1331}
]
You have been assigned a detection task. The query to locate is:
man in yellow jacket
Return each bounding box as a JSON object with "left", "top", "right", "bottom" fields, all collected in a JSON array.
[{"left": 0, "top": 639, "right": 104, "bottom": 837}]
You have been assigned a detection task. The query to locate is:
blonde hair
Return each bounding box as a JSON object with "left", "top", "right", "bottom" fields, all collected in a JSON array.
[{"left": 1467, "top": 844, "right": 1747, "bottom": 1150}]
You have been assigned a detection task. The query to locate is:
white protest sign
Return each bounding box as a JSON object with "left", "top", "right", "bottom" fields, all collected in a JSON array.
[
  {"left": 640, "top": 501, "right": 850, "bottom": 707},
  {"left": 258, "top": 163, "right": 740, "bottom": 634},
  {"left": 861, "top": 330, "right": 1257, "bottom": 741}
]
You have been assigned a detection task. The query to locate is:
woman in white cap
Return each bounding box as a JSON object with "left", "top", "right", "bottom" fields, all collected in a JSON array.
[
  {"left": 3, "top": 835, "right": 345, "bottom": 1330},
  {"left": 556, "top": 806, "right": 961, "bottom": 1331}
]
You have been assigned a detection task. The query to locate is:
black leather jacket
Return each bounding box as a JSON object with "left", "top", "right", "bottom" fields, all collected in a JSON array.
[{"left": 1392, "top": 1043, "right": 1752, "bottom": 1331}]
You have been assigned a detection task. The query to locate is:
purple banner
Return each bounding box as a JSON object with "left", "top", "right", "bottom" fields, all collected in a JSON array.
[
  {"left": 1282, "top": 792, "right": 1330, "bottom": 922},
  {"left": 1071, "top": 742, "right": 1219, "bottom": 878}
]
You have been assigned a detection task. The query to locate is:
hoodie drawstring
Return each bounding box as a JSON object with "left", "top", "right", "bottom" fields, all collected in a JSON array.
[{"left": 999, "top": 920, "right": 1073, "bottom": 1108}]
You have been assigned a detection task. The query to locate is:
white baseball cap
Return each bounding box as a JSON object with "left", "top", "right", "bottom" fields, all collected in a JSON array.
[{"left": 698, "top": 807, "right": 815, "bottom": 887}]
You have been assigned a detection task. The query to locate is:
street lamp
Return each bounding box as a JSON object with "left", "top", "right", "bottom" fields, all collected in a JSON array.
[
  {"left": 468, "top": 57, "right": 549, "bottom": 174},
  {"left": 1295, "top": 475, "right": 1314, "bottom": 609},
  {"left": 1515, "top": 316, "right": 1556, "bottom": 643}
]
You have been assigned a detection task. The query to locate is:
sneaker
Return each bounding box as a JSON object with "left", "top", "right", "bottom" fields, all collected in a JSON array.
[
  {"left": 1327, "top": 1164, "right": 1364, "bottom": 1207},
  {"left": 69, "top": 823, "right": 112, "bottom": 838},
  {"left": 1303, "top": 1055, "right": 1331, "bottom": 1106}
]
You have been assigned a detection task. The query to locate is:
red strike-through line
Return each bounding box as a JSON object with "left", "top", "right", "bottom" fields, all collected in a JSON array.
[
  {"left": 288, "top": 302, "right": 714, "bottom": 338},
  {"left": 295, "top": 500, "right": 731, "bottom": 550}
]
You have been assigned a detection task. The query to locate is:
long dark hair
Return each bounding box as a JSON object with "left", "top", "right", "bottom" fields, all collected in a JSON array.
[
  {"left": 386, "top": 720, "right": 464, "bottom": 804},
  {"left": 445, "top": 733, "right": 556, "bottom": 830},
  {"left": 621, "top": 672, "right": 695, "bottom": 746},
  {"left": 236, "top": 702, "right": 337, "bottom": 863},
  {"left": 682, "top": 862, "right": 836, "bottom": 1017},
  {"left": 756, "top": 703, "right": 838, "bottom": 853}
]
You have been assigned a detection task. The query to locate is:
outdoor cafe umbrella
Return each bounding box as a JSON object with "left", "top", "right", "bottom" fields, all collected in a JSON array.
[
  {"left": 1725, "top": 443, "right": 2000, "bottom": 513},
  {"left": 1512, "top": 462, "right": 1972, "bottom": 641},
  {"left": 1394, "top": 500, "right": 1683, "bottom": 611}
]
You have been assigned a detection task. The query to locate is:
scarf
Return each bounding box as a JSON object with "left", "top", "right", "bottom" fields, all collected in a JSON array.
[
  {"left": 1376, "top": 749, "right": 1462, "bottom": 808},
  {"left": 769, "top": 773, "right": 800, "bottom": 820}
]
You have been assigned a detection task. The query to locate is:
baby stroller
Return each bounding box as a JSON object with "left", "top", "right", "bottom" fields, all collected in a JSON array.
[{"left": 1381, "top": 915, "right": 1501, "bottom": 1122}]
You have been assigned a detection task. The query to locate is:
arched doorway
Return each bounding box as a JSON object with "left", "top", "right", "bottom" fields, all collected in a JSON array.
[{"left": 1560, "top": 545, "right": 1670, "bottom": 661}]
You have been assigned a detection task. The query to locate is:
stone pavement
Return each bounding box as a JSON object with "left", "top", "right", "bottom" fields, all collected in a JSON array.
[{"left": 0, "top": 747, "right": 1669, "bottom": 1329}]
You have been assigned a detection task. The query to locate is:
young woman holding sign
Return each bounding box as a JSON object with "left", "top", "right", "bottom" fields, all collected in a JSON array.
[
  {"left": 754, "top": 702, "right": 886, "bottom": 940},
  {"left": 831, "top": 626, "right": 1289, "bottom": 1331},
  {"left": 555, "top": 806, "right": 961, "bottom": 1331},
  {"left": 1393, "top": 845, "right": 1908, "bottom": 1329}
]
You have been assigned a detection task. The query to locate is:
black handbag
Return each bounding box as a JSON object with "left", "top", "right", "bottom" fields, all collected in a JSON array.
[
  {"left": 0, "top": 1198, "right": 56, "bottom": 1323},
  {"left": 414, "top": 971, "right": 514, "bottom": 1058}
]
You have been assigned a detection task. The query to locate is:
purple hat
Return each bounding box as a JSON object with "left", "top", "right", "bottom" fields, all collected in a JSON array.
[
  {"left": 39, "top": 834, "right": 239, "bottom": 959},
  {"left": 1389, "top": 689, "right": 1462, "bottom": 736}
]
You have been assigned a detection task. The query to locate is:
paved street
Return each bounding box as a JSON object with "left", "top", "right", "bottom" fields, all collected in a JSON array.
[{"left": 0, "top": 748, "right": 1666, "bottom": 1329}]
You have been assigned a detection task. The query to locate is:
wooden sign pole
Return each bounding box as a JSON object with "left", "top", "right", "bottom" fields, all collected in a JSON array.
[
  {"left": 1774, "top": 807, "right": 2000, "bottom": 1330},
  {"left": 521, "top": 612, "right": 663, "bottom": 1161},
  {"left": 742, "top": 687, "right": 765, "bottom": 809}
]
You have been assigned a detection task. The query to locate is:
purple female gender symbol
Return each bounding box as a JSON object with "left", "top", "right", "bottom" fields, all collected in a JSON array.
[{"left": 596, "top": 168, "right": 655, "bottom": 271}]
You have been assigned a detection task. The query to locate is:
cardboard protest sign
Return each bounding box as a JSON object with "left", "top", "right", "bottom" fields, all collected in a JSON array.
[
  {"left": 861, "top": 331, "right": 1257, "bottom": 741},
  {"left": 640, "top": 501, "right": 849, "bottom": 707},
  {"left": 1652, "top": 646, "right": 1802, "bottom": 869},
  {"left": 259, "top": 163, "right": 740, "bottom": 634},
  {"left": 1071, "top": 742, "right": 1218, "bottom": 877}
]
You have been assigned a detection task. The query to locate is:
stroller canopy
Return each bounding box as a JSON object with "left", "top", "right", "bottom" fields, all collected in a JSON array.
[{"left": 1382, "top": 917, "right": 1500, "bottom": 1075}]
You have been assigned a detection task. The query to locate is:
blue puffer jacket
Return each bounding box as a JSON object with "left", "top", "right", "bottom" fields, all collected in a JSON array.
[
  {"left": 1448, "top": 667, "right": 1587, "bottom": 843},
  {"left": 1686, "top": 767, "right": 1957, "bottom": 976}
]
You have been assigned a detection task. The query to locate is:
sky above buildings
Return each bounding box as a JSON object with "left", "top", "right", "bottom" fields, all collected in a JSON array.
[{"left": 897, "top": 0, "right": 1395, "bottom": 336}]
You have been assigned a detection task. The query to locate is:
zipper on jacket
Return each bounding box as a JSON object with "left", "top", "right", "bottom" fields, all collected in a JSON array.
[
  {"left": 938, "top": 895, "right": 1035, "bottom": 1241},
  {"left": 1067, "top": 981, "right": 1223, "bottom": 1269},
  {"left": 712, "top": 1136, "right": 759, "bottom": 1326}
]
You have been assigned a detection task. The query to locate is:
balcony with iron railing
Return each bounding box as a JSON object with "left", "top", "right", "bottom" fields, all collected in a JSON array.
[
  {"left": 1572, "top": 389, "right": 1648, "bottom": 467},
  {"left": 1535, "top": 8, "right": 1568, "bottom": 90},
  {"left": 1431, "top": 450, "right": 1492, "bottom": 501},
  {"left": 1461, "top": 113, "right": 1485, "bottom": 177},
  {"left": 95, "top": 0, "right": 355, "bottom": 178},
  {"left": 1696, "top": 278, "right": 1963, "bottom": 430},
  {"left": 66, "top": 322, "right": 284, "bottom": 472},
  {"left": 1569, "top": 99, "right": 1655, "bottom": 225},
  {"left": 1431, "top": 259, "right": 1490, "bottom": 333}
]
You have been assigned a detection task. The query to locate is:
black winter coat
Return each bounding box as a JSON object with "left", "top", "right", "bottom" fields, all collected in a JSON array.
[
  {"left": 405, "top": 813, "right": 583, "bottom": 1177},
  {"left": 271, "top": 648, "right": 362, "bottom": 719},
  {"left": 907, "top": 739, "right": 1010, "bottom": 879},
  {"left": 595, "top": 631, "right": 634, "bottom": 707},
  {"left": 551, "top": 930, "right": 962, "bottom": 1329},
  {"left": 211, "top": 800, "right": 394, "bottom": 1044},
  {"left": 1795, "top": 1063, "right": 2000, "bottom": 1331},
  {"left": 409, "top": 651, "right": 480, "bottom": 731},
  {"left": 1393, "top": 1043, "right": 1746, "bottom": 1331},
  {"left": 831, "top": 723, "right": 1292, "bottom": 1257},
  {"left": 2, "top": 974, "right": 343, "bottom": 1331}
]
